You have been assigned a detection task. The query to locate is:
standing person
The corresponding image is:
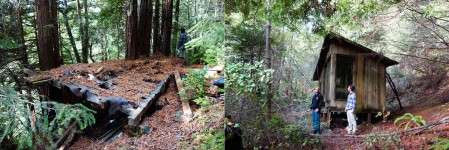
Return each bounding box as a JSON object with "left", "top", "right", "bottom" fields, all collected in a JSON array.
[
  {"left": 345, "top": 85, "right": 357, "bottom": 135},
  {"left": 308, "top": 87, "right": 324, "bottom": 134},
  {"left": 177, "top": 28, "right": 189, "bottom": 65}
]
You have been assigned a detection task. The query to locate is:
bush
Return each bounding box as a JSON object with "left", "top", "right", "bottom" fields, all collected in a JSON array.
[{"left": 179, "top": 67, "right": 209, "bottom": 101}]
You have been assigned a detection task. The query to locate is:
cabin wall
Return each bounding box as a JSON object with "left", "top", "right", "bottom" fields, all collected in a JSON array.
[
  {"left": 320, "top": 51, "right": 332, "bottom": 108},
  {"left": 361, "top": 58, "right": 387, "bottom": 112},
  {"left": 325, "top": 41, "right": 387, "bottom": 112},
  {"left": 328, "top": 42, "right": 357, "bottom": 110}
]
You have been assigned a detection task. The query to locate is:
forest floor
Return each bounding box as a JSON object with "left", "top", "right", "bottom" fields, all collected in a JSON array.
[
  {"left": 320, "top": 75, "right": 449, "bottom": 149},
  {"left": 69, "top": 80, "right": 224, "bottom": 149}
]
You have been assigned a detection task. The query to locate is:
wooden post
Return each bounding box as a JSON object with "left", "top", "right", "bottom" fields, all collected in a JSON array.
[{"left": 174, "top": 72, "right": 192, "bottom": 119}]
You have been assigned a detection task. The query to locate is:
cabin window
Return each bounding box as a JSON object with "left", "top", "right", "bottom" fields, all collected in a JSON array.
[{"left": 335, "top": 54, "right": 354, "bottom": 100}]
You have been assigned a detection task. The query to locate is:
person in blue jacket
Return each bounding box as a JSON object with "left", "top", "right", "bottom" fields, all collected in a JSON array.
[
  {"left": 308, "top": 87, "right": 324, "bottom": 134},
  {"left": 177, "top": 28, "right": 189, "bottom": 65}
]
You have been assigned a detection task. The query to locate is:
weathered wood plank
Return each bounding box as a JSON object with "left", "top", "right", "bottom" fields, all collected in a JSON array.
[
  {"left": 379, "top": 64, "right": 386, "bottom": 109},
  {"left": 329, "top": 54, "right": 336, "bottom": 107},
  {"left": 128, "top": 75, "right": 171, "bottom": 126},
  {"left": 356, "top": 55, "right": 364, "bottom": 112},
  {"left": 174, "top": 72, "right": 192, "bottom": 118},
  {"left": 55, "top": 122, "right": 77, "bottom": 149}
]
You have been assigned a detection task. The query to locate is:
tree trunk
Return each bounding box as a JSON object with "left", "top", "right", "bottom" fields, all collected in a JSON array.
[
  {"left": 126, "top": 0, "right": 152, "bottom": 60},
  {"left": 61, "top": 0, "right": 81, "bottom": 63},
  {"left": 160, "top": 0, "right": 166, "bottom": 53},
  {"left": 138, "top": 0, "right": 152, "bottom": 56},
  {"left": 161, "top": 0, "right": 172, "bottom": 56},
  {"left": 153, "top": 0, "right": 160, "bottom": 54},
  {"left": 265, "top": 0, "right": 272, "bottom": 118},
  {"left": 17, "top": 0, "right": 29, "bottom": 67},
  {"left": 116, "top": 24, "right": 121, "bottom": 60},
  {"left": 174, "top": 0, "right": 180, "bottom": 37},
  {"left": 35, "top": 0, "right": 61, "bottom": 71},
  {"left": 89, "top": 44, "right": 95, "bottom": 62},
  {"left": 82, "top": 0, "right": 89, "bottom": 63}
]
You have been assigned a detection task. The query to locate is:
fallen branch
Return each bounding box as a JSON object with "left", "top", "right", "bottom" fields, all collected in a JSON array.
[{"left": 313, "top": 116, "right": 449, "bottom": 138}]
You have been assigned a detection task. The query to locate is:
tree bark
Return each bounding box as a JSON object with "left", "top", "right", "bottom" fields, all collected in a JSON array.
[
  {"left": 138, "top": 0, "right": 152, "bottom": 56},
  {"left": 153, "top": 0, "right": 160, "bottom": 54},
  {"left": 161, "top": 0, "right": 173, "bottom": 56},
  {"left": 61, "top": 0, "right": 81, "bottom": 63},
  {"left": 265, "top": 0, "right": 272, "bottom": 118},
  {"left": 17, "top": 0, "right": 29, "bottom": 67},
  {"left": 126, "top": 0, "right": 153, "bottom": 60},
  {"left": 35, "top": 0, "right": 61, "bottom": 71},
  {"left": 82, "top": 0, "right": 90, "bottom": 63},
  {"left": 174, "top": 0, "right": 180, "bottom": 36}
]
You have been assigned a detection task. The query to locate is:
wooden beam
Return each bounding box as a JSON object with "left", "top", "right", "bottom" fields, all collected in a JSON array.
[
  {"left": 174, "top": 72, "right": 192, "bottom": 118},
  {"left": 128, "top": 75, "right": 171, "bottom": 126},
  {"left": 54, "top": 122, "right": 77, "bottom": 149}
]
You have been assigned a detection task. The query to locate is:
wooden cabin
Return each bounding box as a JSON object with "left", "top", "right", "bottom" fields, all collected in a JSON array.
[{"left": 313, "top": 34, "right": 399, "bottom": 123}]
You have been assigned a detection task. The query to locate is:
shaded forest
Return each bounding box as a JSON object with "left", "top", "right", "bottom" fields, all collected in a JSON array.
[
  {"left": 224, "top": 0, "right": 449, "bottom": 149},
  {"left": 1, "top": 0, "right": 225, "bottom": 149}
]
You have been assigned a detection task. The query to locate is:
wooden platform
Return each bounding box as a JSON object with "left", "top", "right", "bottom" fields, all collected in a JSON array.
[{"left": 36, "top": 74, "right": 172, "bottom": 126}]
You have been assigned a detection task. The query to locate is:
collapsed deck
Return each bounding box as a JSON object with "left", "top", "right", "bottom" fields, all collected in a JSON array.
[{"left": 28, "top": 56, "right": 189, "bottom": 126}]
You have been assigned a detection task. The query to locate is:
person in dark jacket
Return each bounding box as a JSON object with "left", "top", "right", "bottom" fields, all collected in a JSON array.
[
  {"left": 308, "top": 87, "right": 324, "bottom": 134},
  {"left": 177, "top": 28, "right": 189, "bottom": 65}
]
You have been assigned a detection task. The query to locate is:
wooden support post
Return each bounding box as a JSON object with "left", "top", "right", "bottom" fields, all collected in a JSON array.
[{"left": 175, "top": 72, "right": 192, "bottom": 118}]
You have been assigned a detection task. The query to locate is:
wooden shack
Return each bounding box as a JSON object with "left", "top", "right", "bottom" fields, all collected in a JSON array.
[{"left": 313, "top": 33, "right": 399, "bottom": 123}]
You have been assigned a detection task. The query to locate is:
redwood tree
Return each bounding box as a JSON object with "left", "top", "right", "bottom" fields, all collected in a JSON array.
[
  {"left": 35, "top": 0, "right": 61, "bottom": 70},
  {"left": 152, "top": 0, "right": 160, "bottom": 54},
  {"left": 17, "top": 0, "right": 28, "bottom": 67},
  {"left": 126, "top": 0, "right": 153, "bottom": 60},
  {"left": 160, "top": 0, "right": 173, "bottom": 56}
]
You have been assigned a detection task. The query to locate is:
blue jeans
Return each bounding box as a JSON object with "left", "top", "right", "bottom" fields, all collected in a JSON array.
[{"left": 312, "top": 111, "right": 320, "bottom": 133}]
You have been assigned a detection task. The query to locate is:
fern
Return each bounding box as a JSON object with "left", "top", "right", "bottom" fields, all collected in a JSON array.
[
  {"left": 394, "top": 113, "right": 426, "bottom": 130},
  {"left": 0, "top": 86, "right": 96, "bottom": 149},
  {"left": 429, "top": 138, "right": 449, "bottom": 150}
]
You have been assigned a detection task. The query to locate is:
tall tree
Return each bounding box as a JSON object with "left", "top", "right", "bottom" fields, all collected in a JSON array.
[
  {"left": 125, "top": 0, "right": 153, "bottom": 60},
  {"left": 152, "top": 0, "right": 160, "bottom": 54},
  {"left": 16, "top": 0, "right": 28, "bottom": 67},
  {"left": 160, "top": 0, "right": 172, "bottom": 56},
  {"left": 60, "top": 0, "right": 81, "bottom": 63},
  {"left": 173, "top": 0, "right": 180, "bottom": 37},
  {"left": 265, "top": 0, "right": 272, "bottom": 118},
  {"left": 82, "top": 0, "right": 89, "bottom": 63},
  {"left": 35, "top": 0, "right": 61, "bottom": 70},
  {"left": 75, "top": 0, "right": 90, "bottom": 63}
]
